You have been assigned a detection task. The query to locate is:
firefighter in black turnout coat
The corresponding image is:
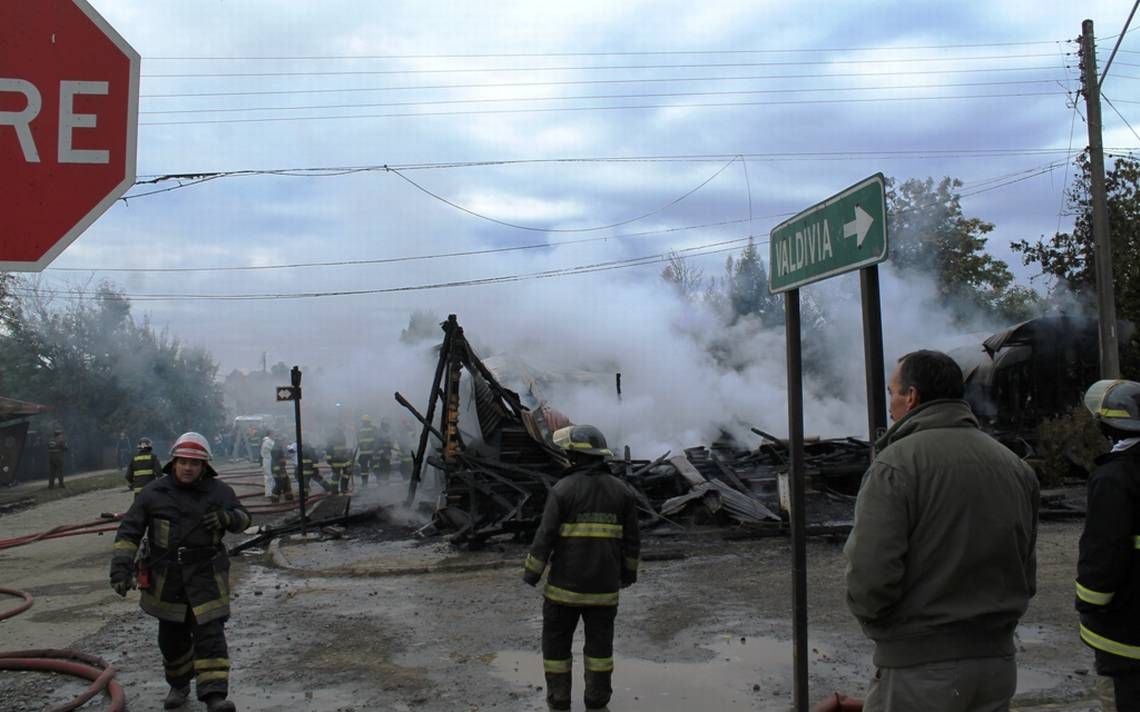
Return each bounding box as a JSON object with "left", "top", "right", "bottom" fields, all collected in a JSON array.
[
  {"left": 523, "top": 424, "right": 640, "bottom": 712},
  {"left": 109, "top": 432, "right": 251, "bottom": 712},
  {"left": 1077, "top": 380, "right": 1140, "bottom": 711},
  {"left": 125, "top": 437, "right": 162, "bottom": 495}
]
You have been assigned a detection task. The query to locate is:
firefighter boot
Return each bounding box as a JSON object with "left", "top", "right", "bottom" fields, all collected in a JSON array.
[
  {"left": 545, "top": 672, "right": 571, "bottom": 711},
  {"left": 163, "top": 685, "right": 190, "bottom": 709},
  {"left": 203, "top": 693, "right": 237, "bottom": 712}
]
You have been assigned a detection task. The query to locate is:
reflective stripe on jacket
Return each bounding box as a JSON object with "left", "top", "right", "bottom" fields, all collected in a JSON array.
[
  {"left": 1076, "top": 446, "right": 1140, "bottom": 668},
  {"left": 110, "top": 472, "right": 250, "bottom": 624},
  {"left": 523, "top": 461, "right": 640, "bottom": 606},
  {"left": 126, "top": 453, "right": 162, "bottom": 488}
]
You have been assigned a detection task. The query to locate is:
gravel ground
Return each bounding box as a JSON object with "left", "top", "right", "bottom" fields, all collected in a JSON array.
[{"left": 0, "top": 465, "right": 1109, "bottom": 711}]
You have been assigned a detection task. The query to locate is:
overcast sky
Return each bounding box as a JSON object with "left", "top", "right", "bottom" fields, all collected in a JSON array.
[{"left": 29, "top": 1, "right": 1140, "bottom": 382}]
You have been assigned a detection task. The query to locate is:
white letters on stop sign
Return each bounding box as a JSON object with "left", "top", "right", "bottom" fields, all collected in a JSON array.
[{"left": 0, "top": 78, "right": 110, "bottom": 164}]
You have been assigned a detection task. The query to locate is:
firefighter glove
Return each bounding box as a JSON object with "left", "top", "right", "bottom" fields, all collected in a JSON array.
[
  {"left": 204, "top": 508, "right": 233, "bottom": 532},
  {"left": 522, "top": 571, "right": 540, "bottom": 587},
  {"left": 110, "top": 572, "right": 134, "bottom": 597}
]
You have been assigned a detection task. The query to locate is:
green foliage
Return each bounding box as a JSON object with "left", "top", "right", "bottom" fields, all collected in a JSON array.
[
  {"left": 887, "top": 176, "right": 1038, "bottom": 324},
  {"left": 1032, "top": 405, "right": 1108, "bottom": 487},
  {"left": 1011, "top": 153, "right": 1140, "bottom": 376},
  {"left": 725, "top": 239, "right": 783, "bottom": 326},
  {"left": 0, "top": 279, "right": 224, "bottom": 468}
]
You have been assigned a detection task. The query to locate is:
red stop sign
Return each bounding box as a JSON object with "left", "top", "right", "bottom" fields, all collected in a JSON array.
[{"left": 0, "top": 0, "right": 139, "bottom": 271}]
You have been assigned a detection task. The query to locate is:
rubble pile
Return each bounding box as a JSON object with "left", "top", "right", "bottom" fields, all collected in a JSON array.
[{"left": 395, "top": 315, "right": 871, "bottom": 546}]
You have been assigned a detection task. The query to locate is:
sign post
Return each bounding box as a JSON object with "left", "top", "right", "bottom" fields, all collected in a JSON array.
[
  {"left": 0, "top": 0, "right": 139, "bottom": 271},
  {"left": 275, "top": 371, "right": 307, "bottom": 529},
  {"left": 768, "top": 174, "right": 888, "bottom": 711}
]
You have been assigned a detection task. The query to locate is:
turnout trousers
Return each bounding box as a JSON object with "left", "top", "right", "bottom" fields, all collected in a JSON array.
[
  {"left": 541, "top": 599, "right": 617, "bottom": 711},
  {"left": 357, "top": 454, "right": 373, "bottom": 485},
  {"left": 158, "top": 610, "right": 230, "bottom": 700}
]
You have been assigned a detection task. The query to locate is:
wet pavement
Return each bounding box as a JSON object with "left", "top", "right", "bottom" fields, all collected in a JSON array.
[{"left": 0, "top": 463, "right": 1110, "bottom": 711}]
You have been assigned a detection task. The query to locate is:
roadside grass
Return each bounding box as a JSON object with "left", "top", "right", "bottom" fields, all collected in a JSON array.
[{"left": 0, "top": 470, "right": 127, "bottom": 513}]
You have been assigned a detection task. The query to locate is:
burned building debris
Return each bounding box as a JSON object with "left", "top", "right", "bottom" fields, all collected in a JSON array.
[
  {"left": 952, "top": 315, "right": 1135, "bottom": 463},
  {"left": 395, "top": 315, "right": 870, "bottom": 546}
]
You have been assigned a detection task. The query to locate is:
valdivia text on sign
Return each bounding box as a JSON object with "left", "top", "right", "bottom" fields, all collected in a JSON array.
[{"left": 774, "top": 220, "right": 834, "bottom": 277}]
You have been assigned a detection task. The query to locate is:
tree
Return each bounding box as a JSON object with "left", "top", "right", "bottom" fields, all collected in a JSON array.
[
  {"left": 1012, "top": 152, "right": 1140, "bottom": 374},
  {"left": 660, "top": 251, "right": 706, "bottom": 302},
  {"left": 0, "top": 279, "right": 224, "bottom": 469},
  {"left": 724, "top": 239, "right": 782, "bottom": 326},
  {"left": 887, "top": 176, "right": 1037, "bottom": 323}
]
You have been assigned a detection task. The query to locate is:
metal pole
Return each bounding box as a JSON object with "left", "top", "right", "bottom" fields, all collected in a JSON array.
[
  {"left": 290, "top": 366, "right": 306, "bottom": 531},
  {"left": 784, "top": 289, "right": 808, "bottom": 712},
  {"left": 616, "top": 372, "right": 622, "bottom": 402},
  {"left": 1081, "top": 19, "right": 1121, "bottom": 378},
  {"left": 860, "top": 266, "right": 888, "bottom": 448}
]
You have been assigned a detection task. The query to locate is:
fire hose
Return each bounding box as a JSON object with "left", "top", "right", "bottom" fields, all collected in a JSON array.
[
  {"left": 0, "top": 589, "right": 126, "bottom": 712},
  {"left": 0, "top": 489, "right": 328, "bottom": 550}
]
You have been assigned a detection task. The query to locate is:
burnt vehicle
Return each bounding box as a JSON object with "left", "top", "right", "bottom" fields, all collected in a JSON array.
[{"left": 951, "top": 314, "right": 1133, "bottom": 462}]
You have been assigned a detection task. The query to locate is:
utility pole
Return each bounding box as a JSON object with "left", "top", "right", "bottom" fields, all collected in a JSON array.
[{"left": 1080, "top": 19, "right": 1121, "bottom": 378}]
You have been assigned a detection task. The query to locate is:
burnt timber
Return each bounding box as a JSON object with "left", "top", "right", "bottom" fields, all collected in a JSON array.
[{"left": 395, "top": 315, "right": 870, "bottom": 546}]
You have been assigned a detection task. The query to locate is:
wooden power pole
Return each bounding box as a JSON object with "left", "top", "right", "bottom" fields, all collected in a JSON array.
[{"left": 1079, "top": 19, "right": 1121, "bottom": 378}]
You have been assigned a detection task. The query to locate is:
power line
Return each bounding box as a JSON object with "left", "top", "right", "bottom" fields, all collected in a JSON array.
[
  {"left": 140, "top": 52, "right": 1068, "bottom": 79},
  {"left": 37, "top": 161, "right": 1066, "bottom": 300},
  {"left": 124, "top": 149, "right": 1098, "bottom": 201},
  {"left": 1103, "top": 94, "right": 1140, "bottom": 144},
  {"left": 139, "top": 78, "right": 1076, "bottom": 116},
  {"left": 47, "top": 217, "right": 761, "bottom": 273},
  {"left": 1100, "top": 0, "right": 1140, "bottom": 88},
  {"left": 24, "top": 239, "right": 755, "bottom": 303},
  {"left": 145, "top": 39, "right": 1074, "bottom": 61},
  {"left": 139, "top": 66, "right": 1078, "bottom": 99},
  {"left": 387, "top": 154, "right": 729, "bottom": 233},
  {"left": 139, "top": 90, "right": 1065, "bottom": 126}
]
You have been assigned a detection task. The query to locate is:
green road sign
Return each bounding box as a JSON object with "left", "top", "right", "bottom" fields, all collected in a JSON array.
[{"left": 768, "top": 173, "right": 887, "bottom": 293}]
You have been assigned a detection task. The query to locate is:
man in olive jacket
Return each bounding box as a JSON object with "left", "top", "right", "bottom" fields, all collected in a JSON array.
[
  {"left": 844, "top": 350, "right": 1039, "bottom": 712},
  {"left": 110, "top": 432, "right": 251, "bottom": 712}
]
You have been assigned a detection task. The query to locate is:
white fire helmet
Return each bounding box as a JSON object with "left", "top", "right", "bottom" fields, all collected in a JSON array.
[{"left": 170, "top": 432, "right": 213, "bottom": 461}]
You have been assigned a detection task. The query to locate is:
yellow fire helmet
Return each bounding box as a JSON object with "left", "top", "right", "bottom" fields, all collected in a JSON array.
[
  {"left": 552, "top": 424, "right": 612, "bottom": 458},
  {"left": 1084, "top": 379, "right": 1140, "bottom": 433}
]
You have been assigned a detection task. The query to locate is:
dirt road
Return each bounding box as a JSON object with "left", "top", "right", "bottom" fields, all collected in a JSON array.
[{"left": 0, "top": 468, "right": 1105, "bottom": 711}]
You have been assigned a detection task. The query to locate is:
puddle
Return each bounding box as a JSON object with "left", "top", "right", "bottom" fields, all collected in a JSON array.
[
  {"left": 492, "top": 635, "right": 796, "bottom": 711},
  {"left": 491, "top": 634, "right": 1061, "bottom": 710}
]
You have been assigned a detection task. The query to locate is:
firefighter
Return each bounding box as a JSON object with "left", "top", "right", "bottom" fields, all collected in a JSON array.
[
  {"left": 300, "top": 443, "right": 333, "bottom": 494},
  {"left": 356, "top": 415, "right": 379, "bottom": 487},
  {"left": 108, "top": 432, "right": 250, "bottom": 712},
  {"left": 243, "top": 427, "right": 259, "bottom": 465},
  {"left": 375, "top": 418, "right": 395, "bottom": 481},
  {"left": 269, "top": 440, "right": 293, "bottom": 504},
  {"left": 325, "top": 430, "right": 353, "bottom": 494},
  {"left": 46, "top": 430, "right": 68, "bottom": 489},
  {"left": 1076, "top": 380, "right": 1140, "bottom": 710},
  {"left": 126, "top": 438, "right": 162, "bottom": 495},
  {"left": 523, "top": 425, "right": 640, "bottom": 712}
]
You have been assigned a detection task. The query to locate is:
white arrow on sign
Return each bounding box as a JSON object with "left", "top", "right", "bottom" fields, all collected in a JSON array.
[{"left": 843, "top": 205, "right": 874, "bottom": 248}]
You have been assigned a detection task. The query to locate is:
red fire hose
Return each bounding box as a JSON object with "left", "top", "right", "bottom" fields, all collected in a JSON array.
[
  {"left": 0, "top": 588, "right": 126, "bottom": 711},
  {"left": 0, "top": 586, "right": 33, "bottom": 621}
]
